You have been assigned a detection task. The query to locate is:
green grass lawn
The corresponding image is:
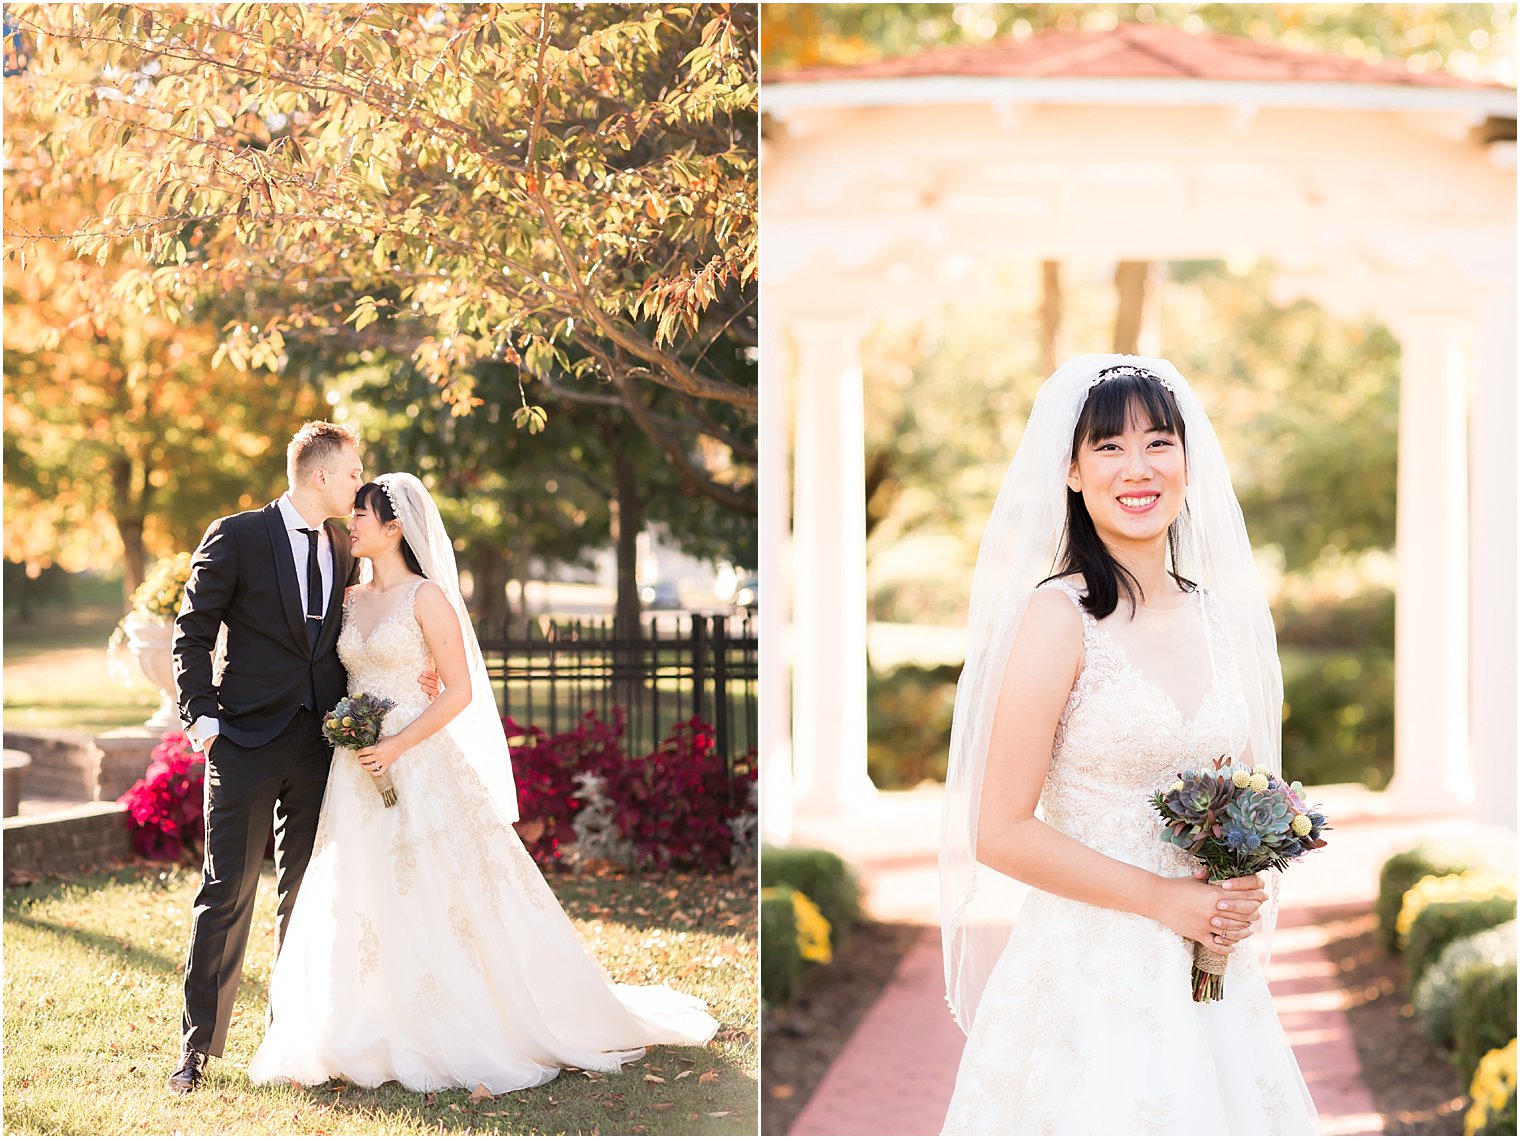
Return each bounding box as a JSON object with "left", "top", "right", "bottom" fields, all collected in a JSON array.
[
  {"left": 3, "top": 597, "right": 159, "bottom": 735},
  {"left": 4, "top": 863, "right": 758, "bottom": 1135}
]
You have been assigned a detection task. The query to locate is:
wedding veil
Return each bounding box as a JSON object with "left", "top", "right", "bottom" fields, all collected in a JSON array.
[
  {"left": 369, "top": 472, "right": 521, "bottom": 823},
  {"left": 939, "top": 354, "right": 1283, "bottom": 1033}
]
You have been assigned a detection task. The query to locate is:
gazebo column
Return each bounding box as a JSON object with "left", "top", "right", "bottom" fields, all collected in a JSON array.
[
  {"left": 758, "top": 297, "right": 795, "bottom": 843},
  {"left": 1386, "top": 316, "right": 1474, "bottom": 814},
  {"left": 1468, "top": 291, "right": 1518, "bottom": 829},
  {"left": 788, "top": 319, "right": 877, "bottom": 819}
]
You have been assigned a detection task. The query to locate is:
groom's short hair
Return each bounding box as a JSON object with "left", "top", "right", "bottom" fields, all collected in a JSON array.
[{"left": 287, "top": 421, "right": 361, "bottom": 487}]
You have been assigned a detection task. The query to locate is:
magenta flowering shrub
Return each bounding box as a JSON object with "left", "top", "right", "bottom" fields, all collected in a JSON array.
[
  {"left": 506, "top": 709, "right": 627, "bottom": 866},
  {"left": 118, "top": 731, "right": 205, "bottom": 863},
  {"left": 504, "top": 709, "right": 755, "bottom": 872}
]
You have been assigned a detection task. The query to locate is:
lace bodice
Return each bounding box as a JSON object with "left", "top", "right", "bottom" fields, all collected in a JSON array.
[
  {"left": 1038, "top": 579, "right": 1249, "bottom": 876},
  {"left": 337, "top": 581, "right": 432, "bottom": 735}
]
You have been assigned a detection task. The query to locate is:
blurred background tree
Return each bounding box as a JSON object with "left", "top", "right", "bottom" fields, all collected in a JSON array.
[
  {"left": 4, "top": 3, "right": 756, "bottom": 623},
  {"left": 763, "top": 3, "right": 1514, "bottom": 85}
]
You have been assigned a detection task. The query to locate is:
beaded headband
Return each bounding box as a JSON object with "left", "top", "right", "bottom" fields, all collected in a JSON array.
[
  {"left": 374, "top": 476, "right": 401, "bottom": 521},
  {"left": 1089, "top": 364, "right": 1174, "bottom": 393}
]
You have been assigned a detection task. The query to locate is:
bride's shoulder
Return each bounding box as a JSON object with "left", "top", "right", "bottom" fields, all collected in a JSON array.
[
  {"left": 1019, "top": 582, "right": 1086, "bottom": 641},
  {"left": 411, "top": 579, "right": 453, "bottom": 615}
]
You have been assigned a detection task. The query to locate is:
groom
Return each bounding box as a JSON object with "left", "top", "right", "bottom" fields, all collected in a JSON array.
[{"left": 168, "top": 422, "right": 366, "bottom": 1094}]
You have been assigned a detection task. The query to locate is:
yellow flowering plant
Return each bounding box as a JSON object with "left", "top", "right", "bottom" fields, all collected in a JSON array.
[
  {"left": 790, "top": 889, "right": 833, "bottom": 965},
  {"left": 108, "top": 552, "right": 196, "bottom": 682},
  {"left": 125, "top": 553, "right": 195, "bottom": 621},
  {"left": 760, "top": 886, "right": 834, "bottom": 966},
  {"left": 1465, "top": 1038, "right": 1517, "bottom": 1136},
  {"left": 1398, "top": 871, "right": 1518, "bottom": 948}
]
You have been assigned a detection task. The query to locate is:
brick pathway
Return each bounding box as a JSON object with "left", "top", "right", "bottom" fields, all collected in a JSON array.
[{"left": 784, "top": 784, "right": 1484, "bottom": 1137}]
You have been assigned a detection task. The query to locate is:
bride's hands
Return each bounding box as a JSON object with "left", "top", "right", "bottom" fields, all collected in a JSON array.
[
  {"left": 356, "top": 736, "right": 404, "bottom": 777},
  {"left": 1149, "top": 870, "right": 1267, "bottom": 951}
]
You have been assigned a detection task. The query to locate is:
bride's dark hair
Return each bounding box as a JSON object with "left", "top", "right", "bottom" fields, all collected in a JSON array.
[
  {"left": 355, "top": 482, "right": 428, "bottom": 578},
  {"left": 1043, "top": 369, "right": 1195, "bottom": 620}
]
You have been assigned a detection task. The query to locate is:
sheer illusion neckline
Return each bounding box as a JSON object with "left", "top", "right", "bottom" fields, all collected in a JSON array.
[
  {"left": 345, "top": 579, "right": 424, "bottom": 642},
  {"left": 1089, "top": 615, "right": 1220, "bottom": 729},
  {"left": 1048, "top": 579, "right": 1220, "bottom": 728}
]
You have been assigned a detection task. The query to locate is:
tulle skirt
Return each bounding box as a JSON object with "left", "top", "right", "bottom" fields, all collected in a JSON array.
[
  {"left": 249, "top": 730, "right": 718, "bottom": 1092},
  {"left": 942, "top": 890, "right": 1319, "bottom": 1135}
]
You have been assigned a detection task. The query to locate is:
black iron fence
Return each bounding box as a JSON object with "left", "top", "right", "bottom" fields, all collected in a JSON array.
[{"left": 477, "top": 613, "right": 757, "bottom": 770}]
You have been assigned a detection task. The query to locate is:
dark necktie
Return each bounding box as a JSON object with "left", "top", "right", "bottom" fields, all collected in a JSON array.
[{"left": 298, "top": 527, "right": 323, "bottom": 651}]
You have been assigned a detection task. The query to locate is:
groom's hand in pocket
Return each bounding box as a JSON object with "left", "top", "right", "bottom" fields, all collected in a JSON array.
[{"left": 418, "top": 669, "right": 441, "bottom": 701}]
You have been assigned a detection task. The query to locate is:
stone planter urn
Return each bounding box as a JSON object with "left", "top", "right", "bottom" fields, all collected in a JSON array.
[{"left": 121, "top": 613, "right": 182, "bottom": 732}]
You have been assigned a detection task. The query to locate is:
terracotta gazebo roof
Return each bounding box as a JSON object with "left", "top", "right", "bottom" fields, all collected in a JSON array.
[{"left": 768, "top": 21, "right": 1512, "bottom": 93}]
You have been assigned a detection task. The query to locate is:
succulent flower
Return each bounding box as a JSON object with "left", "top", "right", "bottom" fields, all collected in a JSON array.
[{"left": 1223, "top": 789, "right": 1294, "bottom": 850}]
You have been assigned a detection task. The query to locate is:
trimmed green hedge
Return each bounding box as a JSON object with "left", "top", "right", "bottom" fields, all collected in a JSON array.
[
  {"left": 866, "top": 663, "right": 959, "bottom": 789},
  {"left": 1413, "top": 921, "right": 1517, "bottom": 1053},
  {"left": 1405, "top": 894, "right": 1517, "bottom": 989},
  {"left": 1377, "top": 845, "right": 1496, "bottom": 952},
  {"left": 760, "top": 845, "right": 861, "bottom": 940},
  {"left": 1278, "top": 648, "right": 1393, "bottom": 789},
  {"left": 1455, "top": 962, "right": 1519, "bottom": 1086},
  {"left": 761, "top": 885, "right": 802, "bottom": 1009}
]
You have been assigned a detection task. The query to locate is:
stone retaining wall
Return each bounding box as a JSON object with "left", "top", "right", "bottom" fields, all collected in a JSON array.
[
  {"left": 3, "top": 801, "right": 134, "bottom": 878},
  {"left": 1, "top": 730, "right": 102, "bottom": 802}
]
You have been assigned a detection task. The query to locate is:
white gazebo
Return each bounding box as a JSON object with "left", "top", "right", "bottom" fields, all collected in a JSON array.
[{"left": 758, "top": 23, "right": 1517, "bottom": 841}]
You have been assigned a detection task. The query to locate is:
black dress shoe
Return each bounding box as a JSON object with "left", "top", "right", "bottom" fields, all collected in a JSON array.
[{"left": 167, "top": 1049, "right": 207, "bottom": 1095}]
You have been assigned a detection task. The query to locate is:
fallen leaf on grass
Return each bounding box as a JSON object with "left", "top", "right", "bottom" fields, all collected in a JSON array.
[
  {"left": 707, "top": 1110, "right": 734, "bottom": 1118},
  {"left": 423, "top": 1092, "right": 437, "bottom": 1107},
  {"left": 649, "top": 1102, "right": 675, "bottom": 1112},
  {"left": 469, "top": 1083, "right": 494, "bottom": 1102},
  {"left": 698, "top": 1070, "right": 720, "bottom": 1084},
  {"left": 675, "top": 1070, "right": 694, "bottom": 1080},
  {"left": 643, "top": 1074, "right": 665, "bottom": 1084}
]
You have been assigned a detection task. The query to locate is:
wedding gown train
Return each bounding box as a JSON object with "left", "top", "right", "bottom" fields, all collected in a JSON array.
[
  {"left": 249, "top": 581, "right": 718, "bottom": 1092},
  {"left": 941, "top": 580, "right": 1319, "bottom": 1135}
]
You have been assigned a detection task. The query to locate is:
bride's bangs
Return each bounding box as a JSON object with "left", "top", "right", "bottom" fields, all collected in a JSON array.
[
  {"left": 354, "top": 482, "right": 390, "bottom": 518},
  {"left": 1074, "top": 372, "right": 1186, "bottom": 451}
]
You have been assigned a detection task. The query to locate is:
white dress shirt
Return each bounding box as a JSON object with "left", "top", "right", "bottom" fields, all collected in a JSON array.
[{"left": 186, "top": 494, "right": 335, "bottom": 752}]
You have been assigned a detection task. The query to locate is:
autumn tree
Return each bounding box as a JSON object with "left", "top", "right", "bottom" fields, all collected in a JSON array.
[
  {"left": 5, "top": 3, "right": 756, "bottom": 516},
  {"left": 3, "top": 77, "right": 323, "bottom": 597}
]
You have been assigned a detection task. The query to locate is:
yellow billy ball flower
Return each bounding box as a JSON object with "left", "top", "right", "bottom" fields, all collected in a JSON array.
[
  {"left": 1253, "top": 763, "right": 1270, "bottom": 775},
  {"left": 1248, "top": 773, "right": 1270, "bottom": 792},
  {"left": 1291, "top": 814, "right": 1313, "bottom": 836},
  {"left": 1231, "top": 769, "right": 1252, "bottom": 789},
  {"left": 1170, "top": 780, "right": 1185, "bottom": 792}
]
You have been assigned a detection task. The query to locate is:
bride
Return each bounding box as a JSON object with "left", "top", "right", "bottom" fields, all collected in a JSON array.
[
  {"left": 249, "top": 472, "right": 717, "bottom": 1092},
  {"left": 939, "top": 357, "right": 1319, "bottom": 1134}
]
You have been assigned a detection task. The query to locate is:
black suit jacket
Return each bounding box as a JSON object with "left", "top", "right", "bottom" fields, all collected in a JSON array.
[{"left": 173, "top": 501, "right": 360, "bottom": 749}]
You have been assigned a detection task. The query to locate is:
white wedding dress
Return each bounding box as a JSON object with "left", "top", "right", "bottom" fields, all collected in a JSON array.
[
  {"left": 249, "top": 581, "right": 718, "bottom": 1092},
  {"left": 942, "top": 580, "right": 1319, "bottom": 1135}
]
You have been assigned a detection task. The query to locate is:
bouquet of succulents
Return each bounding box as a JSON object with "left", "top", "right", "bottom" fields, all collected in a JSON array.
[
  {"left": 1151, "top": 757, "right": 1329, "bottom": 1001},
  {"left": 323, "top": 692, "right": 399, "bottom": 807}
]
